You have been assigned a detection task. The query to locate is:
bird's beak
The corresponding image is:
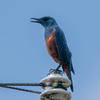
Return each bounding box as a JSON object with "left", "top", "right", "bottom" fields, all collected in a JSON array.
[{"left": 30, "top": 18, "right": 43, "bottom": 23}]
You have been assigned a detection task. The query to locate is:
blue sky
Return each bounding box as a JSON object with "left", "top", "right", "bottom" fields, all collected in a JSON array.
[{"left": 0, "top": 0, "right": 100, "bottom": 100}]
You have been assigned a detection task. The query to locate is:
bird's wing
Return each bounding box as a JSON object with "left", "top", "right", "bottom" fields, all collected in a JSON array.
[
  {"left": 53, "top": 27, "right": 74, "bottom": 91},
  {"left": 53, "top": 27, "right": 71, "bottom": 63}
]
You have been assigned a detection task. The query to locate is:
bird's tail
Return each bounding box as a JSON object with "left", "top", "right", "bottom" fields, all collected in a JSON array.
[{"left": 63, "top": 62, "right": 74, "bottom": 92}]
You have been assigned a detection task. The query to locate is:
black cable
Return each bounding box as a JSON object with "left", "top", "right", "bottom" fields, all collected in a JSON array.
[
  {"left": 0, "top": 83, "right": 44, "bottom": 86},
  {"left": 0, "top": 85, "right": 41, "bottom": 94}
]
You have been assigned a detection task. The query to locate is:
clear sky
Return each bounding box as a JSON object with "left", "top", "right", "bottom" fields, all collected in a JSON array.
[{"left": 0, "top": 0, "right": 100, "bottom": 100}]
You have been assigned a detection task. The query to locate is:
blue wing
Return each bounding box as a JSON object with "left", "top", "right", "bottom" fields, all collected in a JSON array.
[
  {"left": 53, "top": 27, "right": 72, "bottom": 63},
  {"left": 53, "top": 27, "right": 74, "bottom": 91}
]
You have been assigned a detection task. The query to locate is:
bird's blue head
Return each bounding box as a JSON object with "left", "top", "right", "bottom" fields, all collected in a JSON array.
[{"left": 30, "top": 16, "right": 58, "bottom": 29}]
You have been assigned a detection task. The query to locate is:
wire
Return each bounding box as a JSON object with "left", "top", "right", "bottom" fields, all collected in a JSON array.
[
  {"left": 1, "top": 85, "right": 41, "bottom": 94},
  {"left": 0, "top": 83, "right": 43, "bottom": 86},
  {"left": 0, "top": 83, "right": 44, "bottom": 94}
]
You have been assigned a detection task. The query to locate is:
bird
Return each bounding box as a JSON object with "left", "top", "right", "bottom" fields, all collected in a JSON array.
[{"left": 30, "top": 16, "right": 75, "bottom": 92}]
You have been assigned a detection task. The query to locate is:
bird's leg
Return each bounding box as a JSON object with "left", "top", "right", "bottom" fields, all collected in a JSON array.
[
  {"left": 51, "top": 64, "right": 61, "bottom": 74},
  {"left": 53, "top": 64, "right": 61, "bottom": 73},
  {"left": 47, "top": 64, "right": 61, "bottom": 75}
]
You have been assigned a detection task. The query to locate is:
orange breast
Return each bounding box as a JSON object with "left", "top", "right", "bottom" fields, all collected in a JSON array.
[{"left": 45, "top": 29, "right": 60, "bottom": 64}]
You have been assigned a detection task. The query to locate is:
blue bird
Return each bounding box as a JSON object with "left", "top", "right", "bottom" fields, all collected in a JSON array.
[{"left": 31, "top": 16, "right": 75, "bottom": 92}]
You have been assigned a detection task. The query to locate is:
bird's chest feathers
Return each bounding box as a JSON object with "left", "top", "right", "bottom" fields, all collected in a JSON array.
[{"left": 45, "top": 29, "right": 58, "bottom": 59}]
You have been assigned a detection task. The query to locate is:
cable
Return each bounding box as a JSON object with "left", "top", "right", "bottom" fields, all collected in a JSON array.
[
  {"left": 0, "top": 83, "right": 45, "bottom": 94},
  {"left": 0, "top": 85, "right": 41, "bottom": 94},
  {"left": 0, "top": 83, "right": 43, "bottom": 86}
]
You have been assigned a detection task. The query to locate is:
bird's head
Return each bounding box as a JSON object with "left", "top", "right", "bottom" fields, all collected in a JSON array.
[{"left": 30, "top": 16, "right": 57, "bottom": 29}]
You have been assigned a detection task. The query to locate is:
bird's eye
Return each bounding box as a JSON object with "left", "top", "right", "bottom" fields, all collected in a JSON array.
[{"left": 44, "top": 17, "right": 48, "bottom": 21}]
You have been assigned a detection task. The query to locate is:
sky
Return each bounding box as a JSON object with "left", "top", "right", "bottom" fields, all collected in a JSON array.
[{"left": 0, "top": 0, "right": 100, "bottom": 100}]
